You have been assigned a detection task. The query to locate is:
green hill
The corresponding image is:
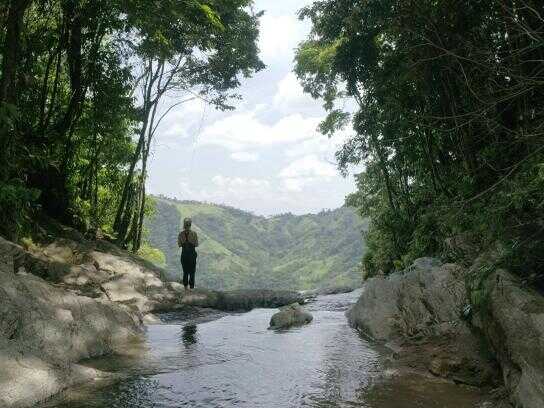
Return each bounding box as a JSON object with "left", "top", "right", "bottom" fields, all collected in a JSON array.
[{"left": 145, "top": 197, "right": 367, "bottom": 290}]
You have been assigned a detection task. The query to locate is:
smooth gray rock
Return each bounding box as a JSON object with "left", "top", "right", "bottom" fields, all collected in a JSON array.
[
  {"left": 175, "top": 287, "right": 304, "bottom": 311},
  {"left": 346, "top": 258, "right": 496, "bottom": 386},
  {"left": 347, "top": 255, "right": 544, "bottom": 406},
  {"left": 12, "top": 236, "right": 304, "bottom": 315},
  {"left": 269, "top": 303, "right": 313, "bottom": 329},
  {"left": 0, "top": 234, "right": 308, "bottom": 407},
  {"left": 218, "top": 289, "right": 304, "bottom": 311},
  {"left": 347, "top": 257, "right": 465, "bottom": 340},
  {"left": 301, "top": 285, "right": 355, "bottom": 299},
  {"left": 475, "top": 269, "right": 544, "bottom": 408},
  {"left": 0, "top": 237, "right": 142, "bottom": 408}
]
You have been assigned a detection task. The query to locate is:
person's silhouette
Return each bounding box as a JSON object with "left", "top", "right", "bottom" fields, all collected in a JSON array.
[{"left": 178, "top": 218, "right": 199, "bottom": 292}]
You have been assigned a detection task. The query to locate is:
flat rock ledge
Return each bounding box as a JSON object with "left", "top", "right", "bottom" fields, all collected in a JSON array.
[
  {"left": 347, "top": 257, "right": 544, "bottom": 408},
  {"left": 176, "top": 287, "right": 304, "bottom": 312},
  {"left": 269, "top": 303, "right": 313, "bottom": 329},
  {"left": 300, "top": 285, "right": 355, "bottom": 300}
]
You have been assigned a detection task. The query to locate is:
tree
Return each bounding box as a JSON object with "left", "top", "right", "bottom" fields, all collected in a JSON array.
[
  {"left": 296, "top": 0, "right": 544, "bottom": 284},
  {"left": 112, "top": 0, "right": 264, "bottom": 250},
  {"left": 0, "top": 0, "right": 264, "bottom": 245}
]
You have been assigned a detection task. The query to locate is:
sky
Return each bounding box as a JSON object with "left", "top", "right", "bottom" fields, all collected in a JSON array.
[{"left": 146, "top": 0, "right": 357, "bottom": 216}]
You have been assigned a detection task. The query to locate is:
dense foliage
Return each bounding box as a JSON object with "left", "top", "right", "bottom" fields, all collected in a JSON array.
[
  {"left": 146, "top": 197, "right": 367, "bottom": 290},
  {"left": 296, "top": 0, "right": 544, "bottom": 287},
  {"left": 0, "top": 0, "right": 263, "bottom": 246}
]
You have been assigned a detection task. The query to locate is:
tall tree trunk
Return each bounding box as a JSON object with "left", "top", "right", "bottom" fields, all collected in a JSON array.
[
  {"left": 43, "top": 37, "right": 64, "bottom": 138},
  {"left": 353, "top": 88, "right": 402, "bottom": 258},
  {"left": 117, "top": 181, "right": 137, "bottom": 247},
  {"left": 0, "top": 0, "right": 31, "bottom": 104},
  {"left": 38, "top": 47, "right": 57, "bottom": 133},
  {"left": 133, "top": 183, "right": 145, "bottom": 252},
  {"left": 113, "top": 123, "right": 146, "bottom": 233},
  {"left": 59, "top": 0, "right": 84, "bottom": 138},
  {"left": 0, "top": 0, "right": 32, "bottom": 180},
  {"left": 113, "top": 60, "right": 157, "bottom": 234},
  {"left": 132, "top": 66, "right": 164, "bottom": 251},
  {"left": 115, "top": 57, "right": 178, "bottom": 248}
]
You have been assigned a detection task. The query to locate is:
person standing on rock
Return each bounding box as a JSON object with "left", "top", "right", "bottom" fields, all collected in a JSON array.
[{"left": 178, "top": 217, "right": 199, "bottom": 292}]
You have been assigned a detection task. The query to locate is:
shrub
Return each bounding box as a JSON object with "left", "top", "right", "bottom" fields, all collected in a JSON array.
[{"left": 0, "top": 181, "right": 40, "bottom": 241}]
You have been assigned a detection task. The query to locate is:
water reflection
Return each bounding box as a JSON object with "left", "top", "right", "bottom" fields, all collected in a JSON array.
[{"left": 181, "top": 323, "right": 198, "bottom": 347}]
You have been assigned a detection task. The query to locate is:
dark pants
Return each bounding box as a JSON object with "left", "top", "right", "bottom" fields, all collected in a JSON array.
[{"left": 181, "top": 253, "right": 197, "bottom": 288}]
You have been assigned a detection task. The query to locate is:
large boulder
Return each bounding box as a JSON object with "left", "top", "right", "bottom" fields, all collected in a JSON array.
[
  {"left": 13, "top": 234, "right": 305, "bottom": 316},
  {"left": 10, "top": 235, "right": 178, "bottom": 315},
  {"left": 9, "top": 232, "right": 306, "bottom": 317},
  {"left": 269, "top": 303, "right": 313, "bottom": 329},
  {"left": 347, "top": 258, "right": 497, "bottom": 386},
  {"left": 0, "top": 237, "right": 142, "bottom": 408},
  {"left": 347, "top": 258, "right": 465, "bottom": 340},
  {"left": 348, "top": 255, "right": 544, "bottom": 407},
  {"left": 217, "top": 289, "right": 304, "bottom": 311},
  {"left": 474, "top": 269, "right": 544, "bottom": 408}
]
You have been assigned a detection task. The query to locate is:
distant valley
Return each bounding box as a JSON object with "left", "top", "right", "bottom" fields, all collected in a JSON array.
[{"left": 146, "top": 197, "right": 367, "bottom": 291}]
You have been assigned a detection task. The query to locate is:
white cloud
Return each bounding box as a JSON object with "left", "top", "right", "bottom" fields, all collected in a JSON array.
[
  {"left": 282, "top": 177, "right": 305, "bottom": 192},
  {"left": 199, "top": 110, "right": 321, "bottom": 151},
  {"left": 273, "top": 72, "right": 314, "bottom": 108},
  {"left": 285, "top": 127, "right": 352, "bottom": 158},
  {"left": 230, "top": 151, "right": 260, "bottom": 162},
  {"left": 259, "top": 14, "right": 300, "bottom": 61},
  {"left": 279, "top": 155, "right": 336, "bottom": 179},
  {"left": 154, "top": 98, "right": 206, "bottom": 143},
  {"left": 204, "top": 173, "right": 335, "bottom": 214},
  {"left": 147, "top": 1, "right": 358, "bottom": 216},
  {"left": 212, "top": 175, "right": 271, "bottom": 191},
  {"left": 278, "top": 154, "right": 337, "bottom": 192}
]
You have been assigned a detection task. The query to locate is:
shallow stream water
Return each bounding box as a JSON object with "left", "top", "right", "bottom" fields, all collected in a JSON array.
[{"left": 41, "top": 290, "right": 484, "bottom": 408}]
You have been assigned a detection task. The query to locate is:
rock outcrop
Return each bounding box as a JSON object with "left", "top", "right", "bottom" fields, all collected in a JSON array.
[
  {"left": 10, "top": 236, "right": 175, "bottom": 315},
  {"left": 300, "top": 285, "right": 355, "bottom": 300},
  {"left": 0, "top": 238, "right": 142, "bottom": 408},
  {"left": 269, "top": 303, "right": 313, "bottom": 329},
  {"left": 347, "top": 257, "right": 544, "bottom": 408},
  {"left": 474, "top": 268, "right": 544, "bottom": 408},
  {"left": 347, "top": 258, "right": 463, "bottom": 340},
  {"left": 169, "top": 287, "right": 303, "bottom": 311},
  {"left": 347, "top": 258, "right": 497, "bottom": 386},
  {"left": 217, "top": 289, "right": 304, "bottom": 310},
  {"left": 9, "top": 234, "right": 304, "bottom": 316}
]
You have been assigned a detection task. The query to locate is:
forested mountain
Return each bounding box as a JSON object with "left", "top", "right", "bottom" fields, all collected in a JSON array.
[{"left": 146, "top": 197, "right": 367, "bottom": 290}]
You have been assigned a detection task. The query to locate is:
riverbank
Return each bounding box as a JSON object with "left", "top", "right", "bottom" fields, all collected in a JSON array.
[
  {"left": 346, "top": 257, "right": 544, "bottom": 408},
  {"left": 0, "top": 223, "right": 304, "bottom": 408}
]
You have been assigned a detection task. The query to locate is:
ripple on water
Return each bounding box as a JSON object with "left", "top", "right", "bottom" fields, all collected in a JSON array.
[{"left": 39, "top": 290, "right": 484, "bottom": 408}]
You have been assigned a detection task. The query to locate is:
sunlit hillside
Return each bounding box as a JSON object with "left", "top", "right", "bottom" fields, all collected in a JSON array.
[{"left": 146, "top": 197, "right": 367, "bottom": 290}]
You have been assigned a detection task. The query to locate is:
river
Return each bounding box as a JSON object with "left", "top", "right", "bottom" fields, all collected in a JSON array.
[{"left": 40, "top": 289, "right": 484, "bottom": 407}]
